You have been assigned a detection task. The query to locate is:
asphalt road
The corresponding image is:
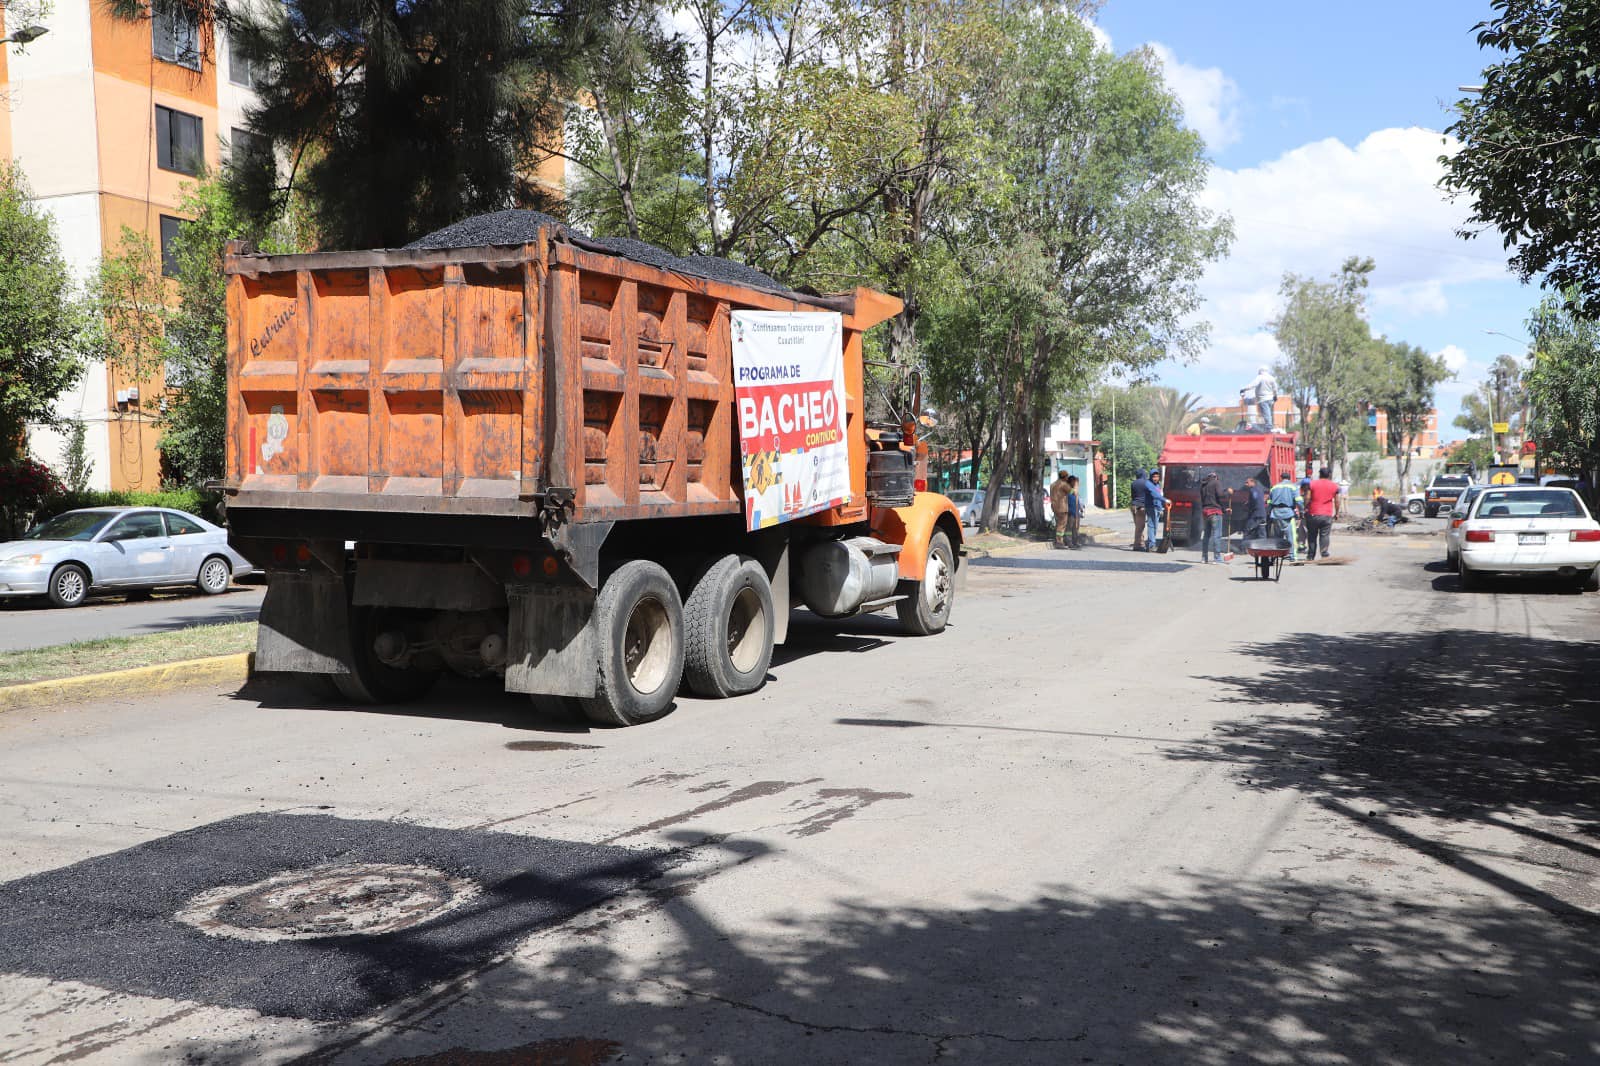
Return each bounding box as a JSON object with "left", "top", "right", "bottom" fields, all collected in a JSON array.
[
  {"left": 1, "top": 525, "right": 1597, "bottom": 1064},
  {"left": 0, "top": 583, "right": 265, "bottom": 651}
]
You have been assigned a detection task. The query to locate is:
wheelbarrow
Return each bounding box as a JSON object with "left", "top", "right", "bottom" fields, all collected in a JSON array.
[{"left": 1243, "top": 536, "right": 1291, "bottom": 581}]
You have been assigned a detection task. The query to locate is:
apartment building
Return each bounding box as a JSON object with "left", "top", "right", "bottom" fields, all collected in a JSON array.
[{"left": 2, "top": 1, "right": 261, "bottom": 490}]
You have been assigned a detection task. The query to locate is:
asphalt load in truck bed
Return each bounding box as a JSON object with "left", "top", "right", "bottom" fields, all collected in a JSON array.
[
  {"left": 0, "top": 812, "right": 673, "bottom": 1020},
  {"left": 405, "top": 209, "right": 788, "bottom": 293}
]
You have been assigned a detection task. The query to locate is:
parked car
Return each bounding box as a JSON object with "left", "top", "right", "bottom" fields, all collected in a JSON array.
[
  {"left": 0, "top": 507, "right": 253, "bottom": 608},
  {"left": 1444, "top": 485, "right": 1488, "bottom": 566},
  {"left": 1424, "top": 473, "right": 1472, "bottom": 518},
  {"left": 944, "top": 488, "right": 984, "bottom": 526},
  {"left": 1404, "top": 491, "right": 1425, "bottom": 515},
  {"left": 1456, "top": 486, "right": 1600, "bottom": 591}
]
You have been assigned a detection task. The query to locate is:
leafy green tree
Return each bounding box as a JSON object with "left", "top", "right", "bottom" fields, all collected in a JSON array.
[
  {"left": 967, "top": 11, "right": 1231, "bottom": 531},
  {"left": 1101, "top": 428, "right": 1157, "bottom": 510},
  {"left": 111, "top": 0, "right": 614, "bottom": 249},
  {"left": 0, "top": 162, "right": 101, "bottom": 464},
  {"left": 1524, "top": 293, "right": 1600, "bottom": 480},
  {"left": 91, "top": 225, "right": 169, "bottom": 385},
  {"left": 1442, "top": 0, "right": 1600, "bottom": 313},
  {"left": 1272, "top": 257, "right": 1378, "bottom": 468},
  {"left": 162, "top": 175, "right": 298, "bottom": 484},
  {"left": 1369, "top": 339, "right": 1450, "bottom": 489},
  {"left": 1452, "top": 353, "right": 1525, "bottom": 443},
  {"left": 1142, "top": 387, "right": 1209, "bottom": 441}
]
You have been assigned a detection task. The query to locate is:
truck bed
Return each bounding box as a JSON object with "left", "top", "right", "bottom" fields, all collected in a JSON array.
[{"left": 224, "top": 230, "right": 891, "bottom": 526}]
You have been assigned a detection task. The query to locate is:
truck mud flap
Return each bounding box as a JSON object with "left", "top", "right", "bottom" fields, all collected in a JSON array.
[
  {"left": 505, "top": 584, "right": 599, "bottom": 699},
  {"left": 256, "top": 571, "right": 357, "bottom": 676}
]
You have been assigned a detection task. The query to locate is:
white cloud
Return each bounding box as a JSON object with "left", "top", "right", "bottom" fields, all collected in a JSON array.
[
  {"left": 1149, "top": 42, "right": 1243, "bottom": 151},
  {"left": 1437, "top": 344, "right": 1468, "bottom": 375},
  {"left": 1190, "top": 127, "right": 1517, "bottom": 381}
]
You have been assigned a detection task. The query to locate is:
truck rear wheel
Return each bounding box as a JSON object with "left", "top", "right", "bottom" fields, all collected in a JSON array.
[
  {"left": 331, "top": 606, "right": 441, "bottom": 704},
  {"left": 683, "top": 555, "right": 775, "bottom": 698},
  {"left": 896, "top": 530, "right": 955, "bottom": 636},
  {"left": 580, "top": 560, "right": 685, "bottom": 726}
]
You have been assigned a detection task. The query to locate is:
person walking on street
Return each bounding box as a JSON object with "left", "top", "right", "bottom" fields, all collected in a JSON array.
[
  {"left": 1065, "top": 475, "right": 1083, "bottom": 548},
  {"left": 1130, "top": 469, "right": 1149, "bottom": 551},
  {"left": 1336, "top": 475, "right": 1351, "bottom": 518},
  {"left": 1199, "top": 470, "right": 1229, "bottom": 564},
  {"left": 1268, "top": 470, "right": 1303, "bottom": 562},
  {"left": 1306, "top": 465, "right": 1339, "bottom": 559},
  {"left": 1145, "top": 470, "right": 1168, "bottom": 552},
  {"left": 1242, "top": 476, "right": 1268, "bottom": 541},
  {"left": 1050, "top": 469, "right": 1072, "bottom": 549}
]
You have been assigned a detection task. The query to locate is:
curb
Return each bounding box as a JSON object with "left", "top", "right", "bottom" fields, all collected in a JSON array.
[{"left": 0, "top": 652, "right": 254, "bottom": 714}]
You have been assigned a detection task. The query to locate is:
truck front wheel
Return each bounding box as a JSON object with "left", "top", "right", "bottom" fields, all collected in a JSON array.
[
  {"left": 580, "top": 560, "right": 686, "bottom": 727},
  {"left": 896, "top": 530, "right": 955, "bottom": 636},
  {"left": 683, "top": 555, "right": 775, "bottom": 698}
]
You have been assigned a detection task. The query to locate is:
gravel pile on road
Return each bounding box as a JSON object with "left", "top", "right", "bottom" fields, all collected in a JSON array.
[
  {"left": 404, "top": 209, "right": 576, "bottom": 249},
  {"left": 1343, "top": 514, "right": 1404, "bottom": 535},
  {"left": 406, "top": 211, "right": 788, "bottom": 292}
]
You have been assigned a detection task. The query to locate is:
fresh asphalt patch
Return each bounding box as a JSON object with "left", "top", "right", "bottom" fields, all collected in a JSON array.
[{"left": 0, "top": 812, "right": 670, "bottom": 1021}]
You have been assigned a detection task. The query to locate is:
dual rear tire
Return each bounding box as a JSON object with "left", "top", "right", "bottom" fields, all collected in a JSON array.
[{"left": 579, "top": 555, "right": 775, "bottom": 727}]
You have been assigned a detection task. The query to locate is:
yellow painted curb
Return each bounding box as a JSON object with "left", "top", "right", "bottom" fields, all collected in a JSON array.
[{"left": 0, "top": 652, "right": 254, "bottom": 713}]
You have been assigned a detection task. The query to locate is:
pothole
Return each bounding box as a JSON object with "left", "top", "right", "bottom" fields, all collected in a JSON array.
[{"left": 175, "top": 862, "right": 480, "bottom": 942}]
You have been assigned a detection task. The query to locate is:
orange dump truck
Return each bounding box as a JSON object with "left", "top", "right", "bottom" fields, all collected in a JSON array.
[{"left": 222, "top": 225, "right": 963, "bottom": 725}]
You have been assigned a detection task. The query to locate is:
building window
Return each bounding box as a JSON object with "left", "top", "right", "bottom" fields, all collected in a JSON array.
[
  {"left": 159, "top": 215, "right": 183, "bottom": 278},
  {"left": 156, "top": 106, "right": 203, "bottom": 175},
  {"left": 152, "top": 0, "right": 201, "bottom": 71},
  {"left": 227, "top": 32, "right": 257, "bottom": 88},
  {"left": 229, "top": 127, "right": 271, "bottom": 167}
]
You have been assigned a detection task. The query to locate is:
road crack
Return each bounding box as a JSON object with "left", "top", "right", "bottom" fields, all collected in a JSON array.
[{"left": 643, "top": 976, "right": 1084, "bottom": 1049}]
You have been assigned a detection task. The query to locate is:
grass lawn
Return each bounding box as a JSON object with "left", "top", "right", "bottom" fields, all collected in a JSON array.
[{"left": 0, "top": 622, "right": 256, "bottom": 687}]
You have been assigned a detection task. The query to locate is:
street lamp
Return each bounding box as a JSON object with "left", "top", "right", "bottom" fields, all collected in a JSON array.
[{"left": 0, "top": 25, "right": 48, "bottom": 45}]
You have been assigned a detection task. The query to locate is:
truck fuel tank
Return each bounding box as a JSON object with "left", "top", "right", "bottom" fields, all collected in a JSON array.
[{"left": 796, "top": 536, "right": 902, "bottom": 617}]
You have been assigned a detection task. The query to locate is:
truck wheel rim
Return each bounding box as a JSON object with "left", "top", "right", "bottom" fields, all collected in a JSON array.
[
  {"left": 924, "top": 550, "right": 950, "bottom": 613},
  {"left": 57, "top": 570, "right": 84, "bottom": 603},
  {"left": 202, "top": 559, "right": 228, "bottom": 590},
  {"left": 726, "top": 585, "right": 766, "bottom": 673},
  {"left": 624, "top": 596, "right": 673, "bottom": 695}
]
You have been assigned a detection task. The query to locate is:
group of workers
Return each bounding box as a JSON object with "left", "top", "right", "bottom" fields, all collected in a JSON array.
[{"left": 1120, "top": 465, "right": 1346, "bottom": 563}]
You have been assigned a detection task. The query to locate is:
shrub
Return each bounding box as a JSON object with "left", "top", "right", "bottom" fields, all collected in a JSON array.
[
  {"left": 34, "top": 486, "right": 222, "bottom": 525},
  {"left": 0, "top": 458, "right": 66, "bottom": 537}
]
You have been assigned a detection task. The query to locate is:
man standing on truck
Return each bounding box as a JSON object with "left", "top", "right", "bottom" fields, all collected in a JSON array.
[
  {"left": 1130, "top": 469, "right": 1150, "bottom": 551},
  {"left": 1050, "top": 469, "right": 1072, "bottom": 549},
  {"left": 1305, "top": 466, "right": 1339, "bottom": 559},
  {"left": 1241, "top": 366, "right": 1280, "bottom": 430},
  {"left": 1269, "top": 471, "right": 1303, "bottom": 562}
]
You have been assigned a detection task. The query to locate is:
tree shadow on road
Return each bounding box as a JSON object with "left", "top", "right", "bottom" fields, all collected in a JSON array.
[
  {"left": 1178, "top": 629, "right": 1600, "bottom": 828},
  {"left": 140, "top": 864, "right": 1600, "bottom": 1065}
]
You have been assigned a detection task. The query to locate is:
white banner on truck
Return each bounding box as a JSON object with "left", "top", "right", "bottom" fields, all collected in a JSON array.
[{"left": 731, "top": 310, "right": 850, "bottom": 531}]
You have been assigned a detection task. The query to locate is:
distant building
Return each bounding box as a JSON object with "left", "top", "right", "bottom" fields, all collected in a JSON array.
[
  {"left": 1369, "top": 407, "right": 1446, "bottom": 460},
  {"left": 3, "top": 3, "right": 265, "bottom": 489}
]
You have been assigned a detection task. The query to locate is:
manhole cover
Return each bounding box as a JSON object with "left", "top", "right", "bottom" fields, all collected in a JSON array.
[{"left": 177, "top": 862, "right": 481, "bottom": 942}]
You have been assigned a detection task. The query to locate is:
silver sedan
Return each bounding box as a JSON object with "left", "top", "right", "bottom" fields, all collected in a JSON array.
[{"left": 0, "top": 507, "right": 253, "bottom": 608}]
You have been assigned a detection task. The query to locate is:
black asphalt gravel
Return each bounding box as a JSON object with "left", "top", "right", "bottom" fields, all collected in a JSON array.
[
  {"left": 406, "top": 210, "right": 787, "bottom": 293},
  {"left": 0, "top": 812, "right": 670, "bottom": 1021}
]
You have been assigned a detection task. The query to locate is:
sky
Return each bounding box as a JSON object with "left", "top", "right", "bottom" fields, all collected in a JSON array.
[{"left": 1095, "top": 1, "right": 1533, "bottom": 441}]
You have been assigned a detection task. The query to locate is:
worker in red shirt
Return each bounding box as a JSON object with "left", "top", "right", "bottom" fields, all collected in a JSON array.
[{"left": 1305, "top": 465, "right": 1340, "bottom": 560}]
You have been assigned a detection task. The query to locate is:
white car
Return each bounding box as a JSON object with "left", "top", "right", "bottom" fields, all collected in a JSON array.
[
  {"left": 1443, "top": 485, "right": 1489, "bottom": 566},
  {"left": 1456, "top": 486, "right": 1600, "bottom": 591},
  {"left": 0, "top": 507, "right": 253, "bottom": 608},
  {"left": 945, "top": 488, "right": 984, "bottom": 526}
]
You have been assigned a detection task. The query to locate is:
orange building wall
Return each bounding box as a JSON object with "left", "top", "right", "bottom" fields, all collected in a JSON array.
[{"left": 0, "top": 9, "right": 11, "bottom": 163}]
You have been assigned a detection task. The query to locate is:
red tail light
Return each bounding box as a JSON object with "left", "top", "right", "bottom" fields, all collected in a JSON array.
[
  {"left": 1172, "top": 500, "right": 1192, "bottom": 509},
  {"left": 511, "top": 554, "right": 533, "bottom": 577},
  {"left": 914, "top": 478, "right": 927, "bottom": 493},
  {"left": 1465, "top": 530, "right": 1494, "bottom": 543},
  {"left": 1450, "top": 518, "right": 1464, "bottom": 529},
  {"left": 271, "top": 544, "right": 288, "bottom": 564},
  {"left": 1571, "top": 529, "right": 1600, "bottom": 542}
]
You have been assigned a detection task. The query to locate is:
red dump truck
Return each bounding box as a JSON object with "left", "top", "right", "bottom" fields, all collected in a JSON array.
[
  {"left": 1158, "top": 432, "right": 1298, "bottom": 545},
  {"left": 222, "top": 224, "right": 963, "bottom": 725}
]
